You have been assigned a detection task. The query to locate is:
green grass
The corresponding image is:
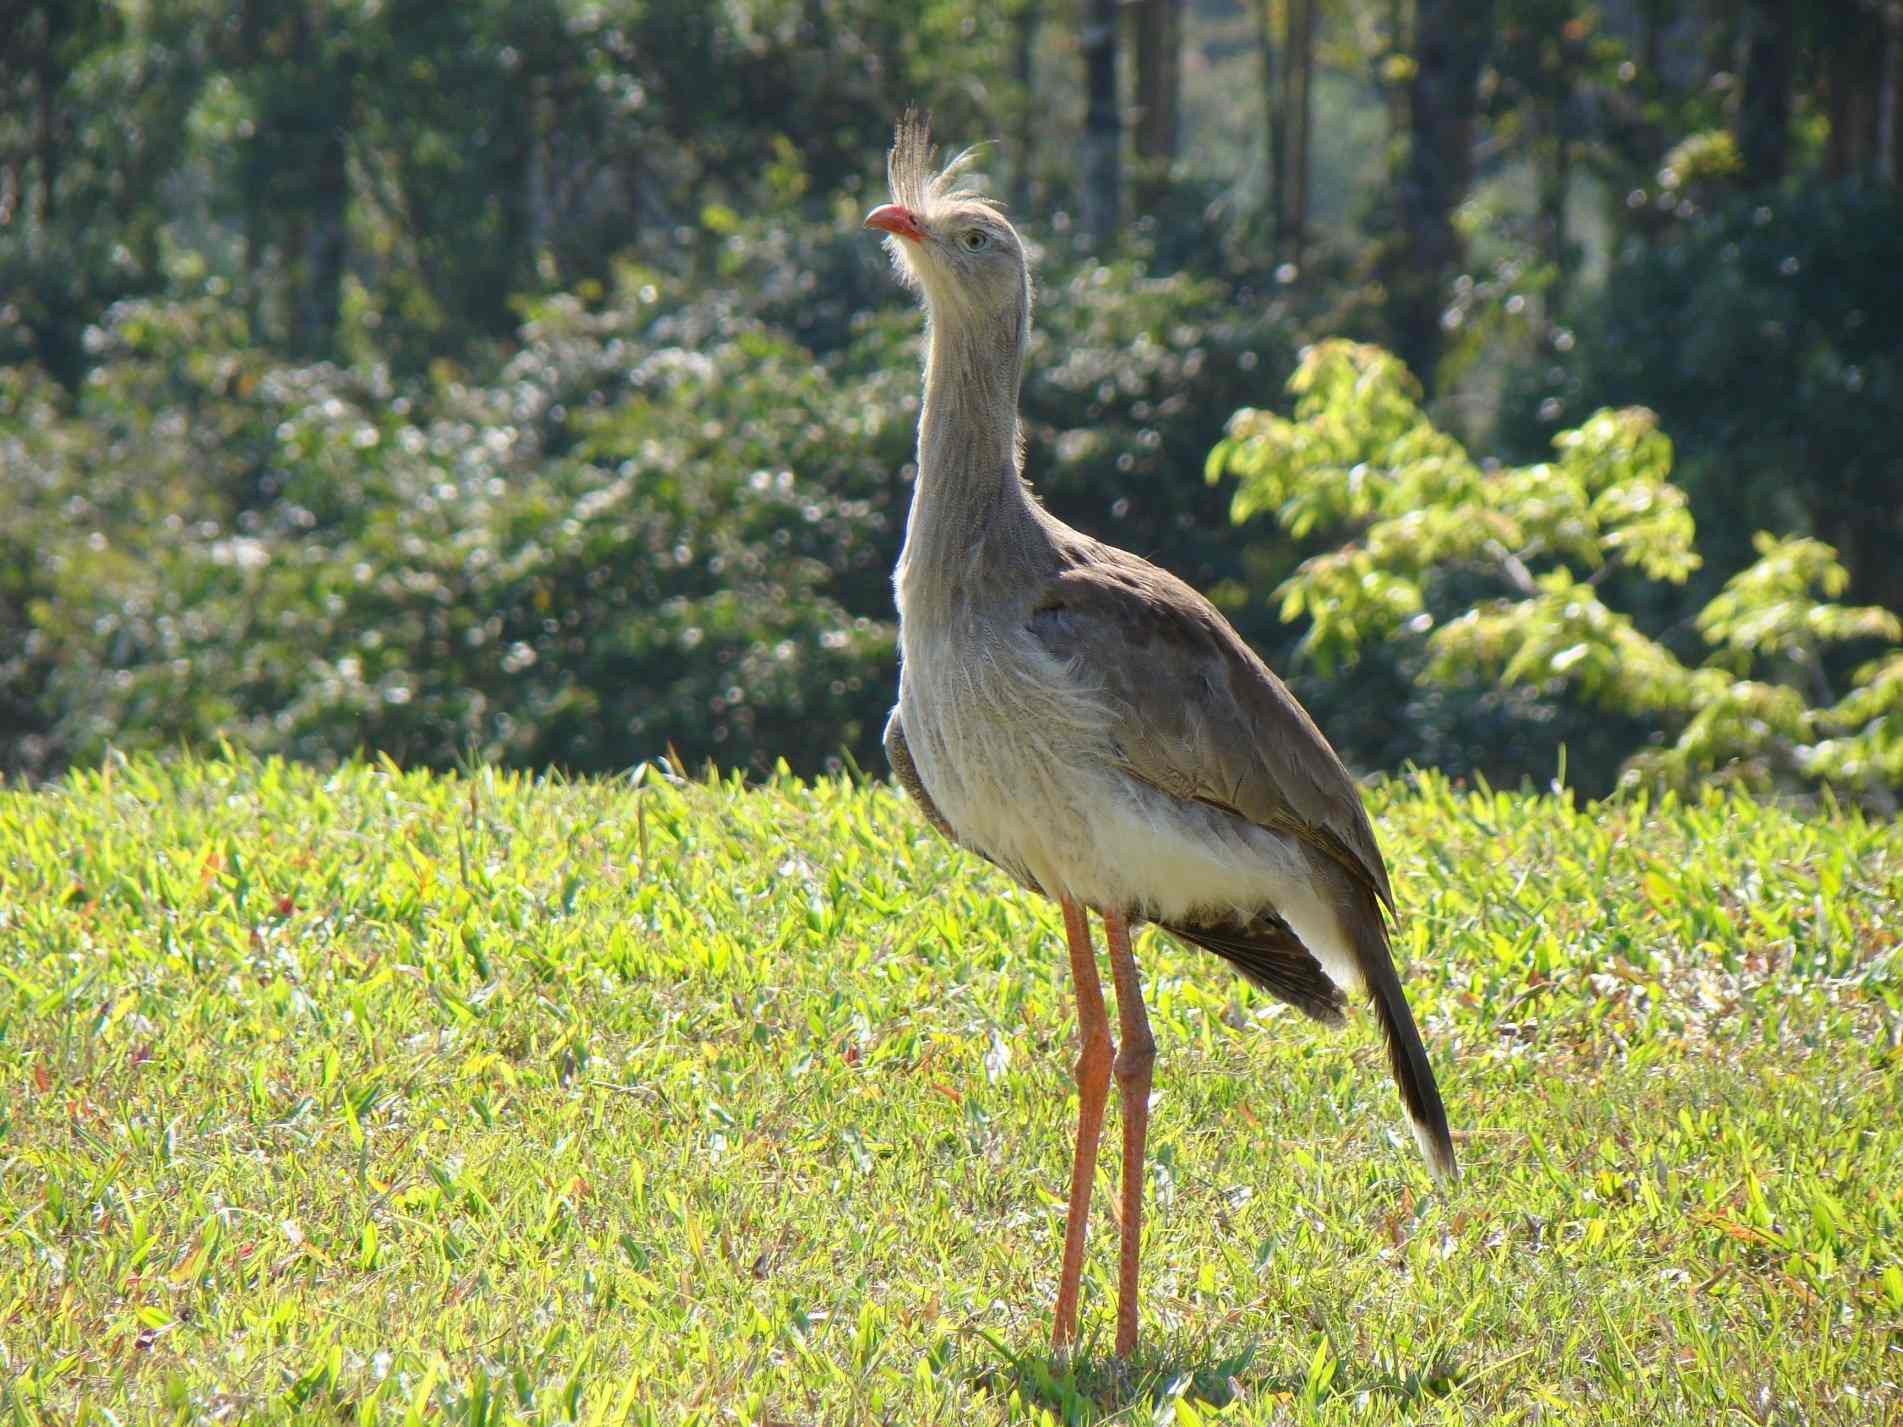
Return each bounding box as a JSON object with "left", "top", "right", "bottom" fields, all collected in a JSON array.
[{"left": 2, "top": 754, "right": 1899, "bottom": 1425}]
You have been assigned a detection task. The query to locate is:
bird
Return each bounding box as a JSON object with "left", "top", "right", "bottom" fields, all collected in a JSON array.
[{"left": 863, "top": 112, "right": 1455, "bottom": 1361}]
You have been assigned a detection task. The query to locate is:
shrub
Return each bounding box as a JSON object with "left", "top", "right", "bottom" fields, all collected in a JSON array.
[
  {"left": 1210, "top": 341, "right": 1903, "bottom": 802},
  {"left": 2, "top": 226, "right": 1306, "bottom": 782},
  {"left": 1500, "top": 179, "right": 1903, "bottom": 617}
]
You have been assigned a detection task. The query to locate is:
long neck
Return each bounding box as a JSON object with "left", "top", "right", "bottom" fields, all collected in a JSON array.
[{"left": 897, "top": 302, "right": 1034, "bottom": 608}]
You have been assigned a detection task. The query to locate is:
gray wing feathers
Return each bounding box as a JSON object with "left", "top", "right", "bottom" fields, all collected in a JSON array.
[
  {"left": 883, "top": 706, "right": 958, "bottom": 841},
  {"left": 1162, "top": 911, "right": 1349, "bottom": 1024},
  {"left": 1026, "top": 549, "right": 1395, "bottom": 913},
  {"left": 1026, "top": 546, "right": 1455, "bottom": 1186}
]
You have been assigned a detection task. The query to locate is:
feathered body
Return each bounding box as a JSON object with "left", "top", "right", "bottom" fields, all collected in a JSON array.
[{"left": 871, "top": 114, "right": 1455, "bottom": 1187}]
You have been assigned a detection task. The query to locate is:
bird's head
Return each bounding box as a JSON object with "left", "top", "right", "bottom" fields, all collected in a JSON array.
[{"left": 865, "top": 111, "right": 1031, "bottom": 338}]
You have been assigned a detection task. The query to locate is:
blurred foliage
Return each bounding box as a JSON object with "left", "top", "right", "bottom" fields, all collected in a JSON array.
[
  {"left": 1211, "top": 342, "right": 1903, "bottom": 803},
  {"left": 3, "top": 0, "right": 1903, "bottom": 790},
  {"left": 1023, "top": 262, "right": 1298, "bottom": 620},
  {"left": 5, "top": 278, "right": 904, "bottom": 775},
  {"left": 0, "top": 1, "right": 209, "bottom": 383},
  {"left": 1500, "top": 180, "right": 1903, "bottom": 617},
  {"left": 0, "top": 239, "right": 1297, "bottom": 781}
]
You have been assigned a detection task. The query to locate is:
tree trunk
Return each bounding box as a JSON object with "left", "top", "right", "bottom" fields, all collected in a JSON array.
[
  {"left": 1081, "top": 0, "right": 1121, "bottom": 249},
  {"left": 1391, "top": 0, "right": 1495, "bottom": 389},
  {"left": 297, "top": 116, "right": 348, "bottom": 358},
  {"left": 1384, "top": 0, "right": 1410, "bottom": 149},
  {"left": 1624, "top": 0, "right": 1672, "bottom": 199},
  {"left": 238, "top": 0, "right": 265, "bottom": 339},
  {"left": 1256, "top": 0, "right": 1286, "bottom": 252},
  {"left": 1012, "top": 0, "right": 1042, "bottom": 215},
  {"left": 1132, "top": 0, "right": 1182, "bottom": 210},
  {"left": 526, "top": 79, "right": 553, "bottom": 263},
  {"left": 1876, "top": 1, "right": 1899, "bottom": 184},
  {"left": 1823, "top": 14, "right": 1882, "bottom": 180},
  {"left": 1277, "top": 0, "right": 1300, "bottom": 256},
  {"left": 1736, "top": 0, "right": 1794, "bottom": 185},
  {"left": 290, "top": 1, "right": 350, "bottom": 359},
  {"left": 1285, "top": 0, "right": 1314, "bottom": 265},
  {"left": 1553, "top": 97, "right": 1572, "bottom": 281},
  {"left": 34, "top": 32, "right": 58, "bottom": 252},
  {"left": 1534, "top": 91, "right": 1570, "bottom": 293}
]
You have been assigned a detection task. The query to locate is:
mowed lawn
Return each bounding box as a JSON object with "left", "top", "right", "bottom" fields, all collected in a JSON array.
[{"left": 1, "top": 756, "right": 1898, "bottom": 1425}]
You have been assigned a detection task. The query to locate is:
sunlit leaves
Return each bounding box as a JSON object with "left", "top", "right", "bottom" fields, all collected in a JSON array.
[
  {"left": 1211, "top": 344, "right": 1695, "bottom": 621},
  {"left": 1208, "top": 342, "right": 1475, "bottom": 536},
  {"left": 1209, "top": 340, "right": 1903, "bottom": 799},
  {"left": 1626, "top": 680, "right": 1815, "bottom": 791},
  {"left": 1698, "top": 534, "right": 1902, "bottom": 663},
  {"left": 1809, "top": 653, "right": 1903, "bottom": 785},
  {"left": 1426, "top": 574, "right": 1705, "bottom": 716},
  {"left": 1274, "top": 548, "right": 1424, "bottom": 674}
]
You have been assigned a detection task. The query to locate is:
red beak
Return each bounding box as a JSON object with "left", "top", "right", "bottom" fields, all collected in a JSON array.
[{"left": 864, "top": 203, "right": 927, "bottom": 243}]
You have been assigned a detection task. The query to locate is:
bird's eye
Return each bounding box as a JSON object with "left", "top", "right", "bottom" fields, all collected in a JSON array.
[{"left": 960, "top": 229, "right": 991, "bottom": 252}]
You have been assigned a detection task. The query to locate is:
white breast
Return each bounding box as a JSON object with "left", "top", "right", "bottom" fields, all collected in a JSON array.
[{"left": 897, "top": 615, "right": 1360, "bottom": 994}]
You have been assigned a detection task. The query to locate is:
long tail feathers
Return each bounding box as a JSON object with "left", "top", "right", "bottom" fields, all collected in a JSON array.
[
  {"left": 1346, "top": 900, "right": 1458, "bottom": 1189},
  {"left": 1163, "top": 914, "right": 1348, "bottom": 1025}
]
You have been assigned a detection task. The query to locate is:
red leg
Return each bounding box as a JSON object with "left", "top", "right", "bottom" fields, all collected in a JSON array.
[
  {"left": 1053, "top": 897, "right": 1113, "bottom": 1354},
  {"left": 1104, "top": 910, "right": 1155, "bottom": 1359}
]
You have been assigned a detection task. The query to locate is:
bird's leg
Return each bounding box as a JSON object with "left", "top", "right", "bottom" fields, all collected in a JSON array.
[
  {"left": 1104, "top": 910, "right": 1155, "bottom": 1360},
  {"left": 1053, "top": 896, "right": 1113, "bottom": 1355}
]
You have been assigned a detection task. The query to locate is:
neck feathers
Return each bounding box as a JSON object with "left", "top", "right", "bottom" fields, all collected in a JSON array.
[{"left": 897, "top": 295, "right": 1034, "bottom": 609}]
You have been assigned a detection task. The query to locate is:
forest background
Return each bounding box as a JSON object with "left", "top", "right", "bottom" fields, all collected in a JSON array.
[{"left": 3, "top": 0, "right": 1901, "bottom": 799}]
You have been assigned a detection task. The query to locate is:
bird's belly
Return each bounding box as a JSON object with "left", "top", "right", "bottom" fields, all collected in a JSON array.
[
  {"left": 898, "top": 624, "right": 1335, "bottom": 940},
  {"left": 897, "top": 625, "right": 1101, "bottom": 888}
]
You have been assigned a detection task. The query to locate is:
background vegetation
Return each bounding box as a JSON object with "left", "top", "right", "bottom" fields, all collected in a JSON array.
[
  {"left": 3, "top": 0, "right": 1902, "bottom": 798},
  {"left": 2, "top": 757, "right": 1898, "bottom": 1423},
  {"left": 7, "top": 14, "right": 1900, "bottom": 1423}
]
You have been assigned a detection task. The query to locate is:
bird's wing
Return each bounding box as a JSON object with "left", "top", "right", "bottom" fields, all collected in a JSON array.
[
  {"left": 1028, "top": 547, "right": 1456, "bottom": 1186},
  {"left": 1162, "top": 911, "right": 1348, "bottom": 1023},
  {"left": 885, "top": 704, "right": 1039, "bottom": 890},
  {"left": 1026, "top": 545, "right": 1395, "bottom": 914},
  {"left": 882, "top": 706, "right": 958, "bottom": 842}
]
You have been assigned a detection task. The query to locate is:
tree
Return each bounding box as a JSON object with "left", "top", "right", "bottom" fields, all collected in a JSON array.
[
  {"left": 1505, "top": 177, "right": 1903, "bottom": 614},
  {"left": 1882, "top": 1, "right": 1902, "bottom": 183},
  {"left": 1081, "top": 0, "right": 1121, "bottom": 248},
  {"left": 1131, "top": 0, "right": 1182, "bottom": 211},
  {"left": 1281, "top": 0, "right": 1315, "bottom": 263},
  {"left": 1255, "top": 0, "right": 1287, "bottom": 250},
  {"left": 1252, "top": 0, "right": 1314, "bottom": 264},
  {"left": 1737, "top": 0, "right": 1794, "bottom": 184},
  {"left": 1389, "top": 0, "right": 1496, "bottom": 389},
  {"left": 294, "top": 4, "right": 351, "bottom": 358},
  {"left": 1815, "top": 0, "right": 1903, "bottom": 185},
  {"left": 1209, "top": 341, "right": 1903, "bottom": 801},
  {"left": 1011, "top": 0, "right": 1044, "bottom": 215},
  {"left": 0, "top": 1, "right": 207, "bottom": 382},
  {"left": 1488, "top": 0, "right": 1610, "bottom": 302},
  {"left": 229, "top": 0, "right": 362, "bottom": 359}
]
